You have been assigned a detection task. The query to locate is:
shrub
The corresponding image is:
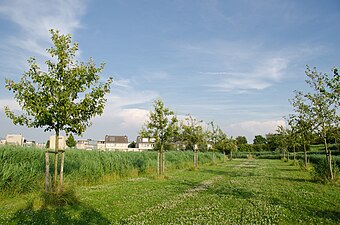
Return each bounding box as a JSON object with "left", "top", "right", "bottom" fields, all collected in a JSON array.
[{"left": 310, "top": 157, "right": 339, "bottom": 182}]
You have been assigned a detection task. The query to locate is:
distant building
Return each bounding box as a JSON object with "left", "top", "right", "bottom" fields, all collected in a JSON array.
[
  {"left": 36, "top": 143, "right": 45, "bottom": 149},
  {"left": 6, "top": 134, "right": 25, "bottom": 146},
  {"left": 24, "top": 140, "right": 36, "bottom": 147},
  {"left": 97, "top": 140, "right": 105, "bottom": 150},
  {"left": 49, "top": 135, "right": 66, "bottom": 150},
  {"left": 105, "top": 135, "right": 129, "bottom": 151},
  {"left": 0, "top": 137, "right": 6, "bottom": 145},
  {"left": 136, "top": 136, "right": 155, "bottom": 151},
  {"left": 76, "top": 139, "right": 97, "bottom": 150}
]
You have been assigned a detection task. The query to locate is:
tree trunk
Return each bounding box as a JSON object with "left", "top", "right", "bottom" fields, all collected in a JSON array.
[
  {"left": 54, "top": 130, "right": 59, "bottom": 192},
  {"left": 194, "top": 150, "right": 198, "bottom": 169},
  {"left": 293, "top": 144, "right": 296, "bottom": 161},
  {"left": 158, "top": 143, "right": 164, "bottom": 176},
  {"left": 157, "top": 151, "right": 160, "bottom": 175},
  {"left": 45, "top": 151, "right": 49, "bottom": 193},
  {"left": 230, "top": 151, "right": 233, "bottom": 160},
  {"left": 324, "top": 138, "right": 334, "bottom": 180},
  {"left": 59, "top": 151, "right": 65, "bottom": 192},
  {"left": 194, "top": 144, "right": 198, "bottom": 168}
]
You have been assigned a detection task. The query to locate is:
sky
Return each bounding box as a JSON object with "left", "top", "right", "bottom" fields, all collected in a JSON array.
[{"left": 0, "top": 0, "right": 339, "bottom": 143}]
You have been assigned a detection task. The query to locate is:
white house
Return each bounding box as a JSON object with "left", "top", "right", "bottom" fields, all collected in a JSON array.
[
  {"left": 76, "top": 139, "right": 97, "bottom": 150},
  {"left": 97, "top": 140, "right": 106, "bottom": 150},
  {"left": 0, "top": 137, "right": 6, "bottom": 145},
  {"left": 6, "top": 134, "right": 25, "bottom": 146},
  {"left": 105, "top": 135, "right": 129, "bottom": 151},
  {"left": 136, "top": 136, "right": 155, "bottom": 151},
  {"left": 49, "top": 135, "right": 66, "bottom": 150}
]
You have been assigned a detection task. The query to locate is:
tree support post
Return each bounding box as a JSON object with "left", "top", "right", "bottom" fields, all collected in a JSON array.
[
  {"left": 59, "top": 151, "right": 65, "bottom": 192},
  {"left": 45, "top": 151, "right": 49, "bottom": 193},
  {"left": 194, "top": 144, "right": 198, "bottom": 169}
]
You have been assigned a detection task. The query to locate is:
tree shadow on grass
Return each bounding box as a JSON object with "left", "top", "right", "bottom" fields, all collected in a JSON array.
[
  {"left": 269, "top": 176, "right": 313, "bottom": 183},
  {"left": 209, "top": 186, "right": 256, "bottom": 199},
  {"left": 269, "top": 197, "right": 340, "bottom": 223},
  {"left": 10, "top": 190, "right": 111, "bottom": 225},
  {"left": 200, "top": 168, "right": 257, "bottom": 178},
  {"left": 312, "top": 209, "right": 340, "bottom": 222}
]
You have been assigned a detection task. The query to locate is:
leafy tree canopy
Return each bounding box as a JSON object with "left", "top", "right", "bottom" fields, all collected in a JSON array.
[
  {"left": 253, "top": 135, "right": 267, "bottom": 145},
  {"left": 236, "top": 136, "right": 248, "bottom": 146},
  {"left": 5, "top": 29, "right": 113, "bottom": 137},
  {"left": 66, "top": 134, "right": 77, "bottom": 148},
  {"left": 140, "top": 99, "right": 178, "bottom": 151}
]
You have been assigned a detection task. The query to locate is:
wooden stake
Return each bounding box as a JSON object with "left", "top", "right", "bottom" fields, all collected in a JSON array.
[
  {"left": 59, "top": 151, "right": 65, "bottom": 192},
  {"left": 45, "top": 151, "right": 49, "bottom": 193}
]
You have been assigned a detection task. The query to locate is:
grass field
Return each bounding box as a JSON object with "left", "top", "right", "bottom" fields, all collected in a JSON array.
[{"left": 1, "top": 159, "right": 339, "bottom": 224}]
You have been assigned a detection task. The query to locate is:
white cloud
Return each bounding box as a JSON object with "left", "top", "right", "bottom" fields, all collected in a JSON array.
[
  {"left": 0, "top": 0, "right": 86, "bottom": 54},
  {"left": 0, "top": 0, "right": 87, "bottom": 76},
  {"left": 117, "top": 108, "right": 150, "bottom": 130},
  {"left": 225, "top": 119, "right": 286, "bottom": 143},
  {"left": 211, "top": 57, "right": 288, "bottom": 91},
  {"left": 177, "top": 39, "right": 320, "bottom": 92},
  {"left": 142, "top": 71, "right": 170, "bottom": 82},
  {"left": 0, "top": 98, "right": 21, "bottom": 111}
]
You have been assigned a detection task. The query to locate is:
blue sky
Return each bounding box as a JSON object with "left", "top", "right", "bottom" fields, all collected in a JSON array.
[{"left": 0, "top": 0, "right": 339, "bottom": 143}]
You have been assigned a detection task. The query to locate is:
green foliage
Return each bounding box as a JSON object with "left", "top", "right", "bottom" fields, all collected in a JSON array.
[
  {"left": 4, "top": 29, "right": 113, "bottom": 136},
  {"left": 179, "top": 114, "right": 207, "bottom": 150},
  {"left": 4, "top": 29, "right": 113, "bottom": 192},
  {"left": 288, "top": 65, "right": 339, "bottom": 180},
  {"left": 311, "top": 157, "right": 339, "bottom": 183},
  {"left": 66, "top": 134, "right": 76, "bottom": 148},
  {"left": 140, "top": 99, "right": 178, "bottom": 150},
  {"left": 208, "top": 122, "right": 236, "bottom": 154},
  {"left": 252, "top": 143, "right": 269, "bottom": 152},
  {"left": 238, "top": 144, "right": 253, "bottom": 152},
  {"left": 128, "top": 141, "right": 136, "bottom": 148},
  {"left": 253, "top": 135, "right": 267, "bottom": 145},
  {"left": 0, "top": 145, "right": 44, "bottom": 194},
  {"left": 236, "top": 136, "right": 248, "bottom": 145},
  {"left": 0, "top": 145, "right": 223, "bottom": 194}
]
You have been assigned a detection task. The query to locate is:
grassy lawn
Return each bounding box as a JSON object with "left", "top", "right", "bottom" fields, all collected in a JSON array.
[{"left": 1, "top": 159, "right": 339, "bottom": 224}]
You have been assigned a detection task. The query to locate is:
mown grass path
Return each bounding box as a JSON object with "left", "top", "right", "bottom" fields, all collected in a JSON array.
[{"left": 1, "top": 159, "right": 339, "bottom": 224}]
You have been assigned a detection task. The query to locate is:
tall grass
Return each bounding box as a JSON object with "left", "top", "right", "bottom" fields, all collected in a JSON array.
[{"left": 0, "top": 146, "right": 222, "bottom": 194}]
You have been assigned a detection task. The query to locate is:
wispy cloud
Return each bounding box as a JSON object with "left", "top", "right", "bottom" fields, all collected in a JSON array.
[
  {"left": 0, "top": 0, "right": 87, "bottom": 76},
  {"left": 210, "top": 57, "right": 289, "bottom": 91},
  {"left": 226, "top": 119, "right": 286, "bottom": 142},
  {"left": 141, "top": 71, "right": 170, "bottom": 82},
  {"left": 0, "top": 0, "right": 86, "bottom": 55}
]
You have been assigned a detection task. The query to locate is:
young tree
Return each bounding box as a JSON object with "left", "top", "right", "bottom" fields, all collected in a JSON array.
[
  {"left": 5, "top": 30, "right": 113, "bottom": 192},
  {"left": 180, "top": 114, "right": 206, "bottom": 168},
  {"left": 208, "top": 121, "right": 219, "bottom": 162},
  {"left": 210, "top": 126, "right": 236, "bottom": 160},
  {"left": 276, "top": 126, "right": 289, "bottom": 160},
  {"left": 288, "top": 91, "right": 314, "bottom": 167},
  {"left": 304, "top": 66, "right": 338, "bottom": 180},
  {"left": 140, "top": 99, "right": 178, "bottom": 176},
  {"left": 253, "top": 135, "right": 268, "bottom": 151},
  {"left": 66, "top": 134, "right": 77, "bottom": 148}
]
